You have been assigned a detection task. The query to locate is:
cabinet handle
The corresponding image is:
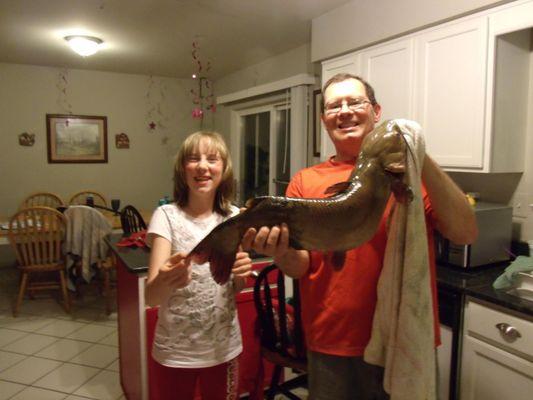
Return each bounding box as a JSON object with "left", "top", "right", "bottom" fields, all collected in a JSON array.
[{"left": 495, "top": 322, "right": 522, "bottom": 340}]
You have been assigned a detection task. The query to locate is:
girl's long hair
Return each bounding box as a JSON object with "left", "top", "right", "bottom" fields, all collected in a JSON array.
[{"left": 173, "top": 131, "right": 234, "bottom": 216}]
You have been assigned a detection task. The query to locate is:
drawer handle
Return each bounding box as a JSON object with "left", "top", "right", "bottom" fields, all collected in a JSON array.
[{"left": 495, "top": 323, "right": 522, "bottom": 340}]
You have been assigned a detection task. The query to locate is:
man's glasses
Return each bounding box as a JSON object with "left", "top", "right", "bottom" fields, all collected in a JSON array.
[{"left": 324, "top": 98, "right": 371, "bottom": 115}]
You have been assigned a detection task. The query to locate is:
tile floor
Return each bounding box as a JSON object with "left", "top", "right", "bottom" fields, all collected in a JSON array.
[
  {"left": 0, "top": 264, "right": 308, "bottom": 400},
  {"left": 0, "top": 266, "right": 124, "bottom": 400}
]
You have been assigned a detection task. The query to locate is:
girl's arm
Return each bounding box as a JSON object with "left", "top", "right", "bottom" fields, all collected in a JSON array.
[
  {"left": 145, "top": 235, "right": 191, "bottom": 307},
  {"left": 232, "top": 250, "right": 253, "bottom": 293}
]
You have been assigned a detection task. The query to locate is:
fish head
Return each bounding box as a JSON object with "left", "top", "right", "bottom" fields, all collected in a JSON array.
[{"left": 360, "top": 120, "right": 407, "bottom": 174}]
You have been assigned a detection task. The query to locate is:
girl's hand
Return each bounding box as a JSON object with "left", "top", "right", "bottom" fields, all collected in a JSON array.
[
  {"left": 232, "top": 250, "right": 253, "bottom": 279},
  {"left": 159, "top": 252, "right": 191, "bottom": 289}
]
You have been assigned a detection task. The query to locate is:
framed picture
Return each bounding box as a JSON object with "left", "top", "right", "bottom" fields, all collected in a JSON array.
[
  {"left": 46, "top": 114, "right": 108, "bottom": 163},
  {"left": 312, "top": 89, "right": 322, "bottom": 157}
]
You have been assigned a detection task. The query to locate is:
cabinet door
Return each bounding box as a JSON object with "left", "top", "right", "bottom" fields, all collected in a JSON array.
[
  {"left": 321, "top": 53, "right": 361, "bottom": 160},
  {"left": 414, "top": 17, "right": 488, "bottom": 168},
  {"left": 460, "top": 335, "right": 533, "bottom": 400},
  {"left": 361, "top": 39, "right": 414, "bottom": 122}
]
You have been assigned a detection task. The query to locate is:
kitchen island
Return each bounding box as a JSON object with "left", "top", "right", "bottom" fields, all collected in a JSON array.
[{"left": 106, "top": 233, "right": 277, "bottom": 400}]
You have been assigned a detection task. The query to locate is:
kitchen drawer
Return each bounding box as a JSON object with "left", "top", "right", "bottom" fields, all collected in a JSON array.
[{"left": 464, "top": 299, "right": 533, "bottom": 359}]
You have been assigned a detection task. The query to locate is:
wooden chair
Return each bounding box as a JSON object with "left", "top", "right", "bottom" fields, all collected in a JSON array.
[
  {"left": 68, "top": 190, "right": 108, "bottom": 207},
  {"left": 20, "top": 192, "right": 65, "bottom": 210},
  {"left": 120, "top": 205, "right": 147, "bottom": 235},
  {"left": 254, "top": 264, "right": 307, "bottom": 399},
  {"left": 8, "top": 206, "right": 70, "bottom": 317}
]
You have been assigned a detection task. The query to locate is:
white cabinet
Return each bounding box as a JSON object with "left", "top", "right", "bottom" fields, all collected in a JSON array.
[
  {"left": 460, "top": 299, "right": 533, "bottom": 400},
  {"left": 413, "top": 17, "right": 488, "bottom": 169},
  {"left": 360, "top": 38, "right": 414, "bottom": 122},
  {"left": 320, "top": 0, "right": 533, "bottom": 172}
]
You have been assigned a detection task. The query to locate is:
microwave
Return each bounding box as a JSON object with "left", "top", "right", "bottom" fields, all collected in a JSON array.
[{"left": 435, "top": 202, "right": 513, "bottom": 268}]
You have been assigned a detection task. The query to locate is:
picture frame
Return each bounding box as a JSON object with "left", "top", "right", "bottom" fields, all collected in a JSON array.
[
  {"left": 312, "top": 89, "right": 322, "bottom": 157},
  {"left": 46, "top": 114, "right": 108, "bottom": 163}
]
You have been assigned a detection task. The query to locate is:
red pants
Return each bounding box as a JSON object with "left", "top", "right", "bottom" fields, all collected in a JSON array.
[{"left": 149, "top": 358, "right": 239, "bottom": 400}]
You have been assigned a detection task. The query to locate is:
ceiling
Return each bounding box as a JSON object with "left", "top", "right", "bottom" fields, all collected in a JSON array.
[{"left": 0, "top": 0, "right": 352, "bottom": 80}]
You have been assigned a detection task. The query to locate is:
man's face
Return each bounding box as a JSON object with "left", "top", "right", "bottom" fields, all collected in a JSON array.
[{"left": 321, "top": 78, "right": 381, "bottom": 160}]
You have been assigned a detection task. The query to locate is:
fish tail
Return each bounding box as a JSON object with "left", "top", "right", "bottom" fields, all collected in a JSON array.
[{"left": 209, "top": 251, "right": 237, "bottom": 285}]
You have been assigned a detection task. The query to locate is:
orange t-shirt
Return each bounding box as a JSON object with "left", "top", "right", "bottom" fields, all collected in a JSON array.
[{"left": 286, "top": 157, "right": 440, "bottom": 356}]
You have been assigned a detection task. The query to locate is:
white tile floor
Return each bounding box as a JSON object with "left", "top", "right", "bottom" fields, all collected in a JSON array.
[{"left": 0, "top": 266, "right": 124, "bottom": 400}]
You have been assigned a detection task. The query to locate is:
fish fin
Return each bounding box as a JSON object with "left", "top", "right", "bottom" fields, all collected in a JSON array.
[
  {"left": 209, "top": 251, "right": 237, "bottom": 285},
  {"left": 330, "top": 251, "right": 346, "bottom": 270},
  {"left": 324, "top": 181, "right": 351, "bottom": 196},
  {"left": 244, "top": 196, "right": 269, "bottom": 209},
  {"left": 390, "top": 176, "right": 413, "bottom": 204}
]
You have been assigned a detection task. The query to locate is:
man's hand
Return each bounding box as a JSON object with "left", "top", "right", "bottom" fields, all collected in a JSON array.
[{"left": 241, "top": 223, "right": 290, "bottom": 260}]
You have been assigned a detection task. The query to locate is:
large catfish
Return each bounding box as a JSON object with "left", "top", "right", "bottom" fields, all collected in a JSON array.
[{"left": 189, "top": 119, "right": 413, "bottom": 284}]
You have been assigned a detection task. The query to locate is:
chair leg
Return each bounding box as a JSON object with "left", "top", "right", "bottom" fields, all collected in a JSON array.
[
  {"left": 13, "top": 272, "right": 28, "bottom": 317},
  {"left": 265, "top": 365, "right": 283, "bottom": 400},
  {"left": 59, "top": 270, "right": 71, "bottom": 313}
]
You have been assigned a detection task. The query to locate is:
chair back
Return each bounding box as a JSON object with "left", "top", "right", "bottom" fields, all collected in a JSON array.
[
  {"left": 253, "top": 264, "right": 306, "bottom": 361},
  {"left": 120, "top": 205, "right": 147, "bottom": 235},
  {"left": 20, "top": 192, "right": 64, "bottom": 210},
  {"left": 8, "top": 206, "right": 67, "bottom": 268},
  {"left": 69, "top": 190, "right": 108, "bottom": 207}
]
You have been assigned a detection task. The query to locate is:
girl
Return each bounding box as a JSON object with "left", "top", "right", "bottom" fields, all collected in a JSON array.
[{"left": 146, "top": 131, "right": 252, "bottom": 399}]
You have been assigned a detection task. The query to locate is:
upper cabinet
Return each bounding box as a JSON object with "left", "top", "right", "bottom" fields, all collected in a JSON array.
[
  {"left": 321, "top": 0, "right": 533, "bottom": 172},
  {"left": 413, "top": 17, "right": 488, "bottom": 170},
  {"left": 361, "top": 38, "right": 414, "bottom": 123}
]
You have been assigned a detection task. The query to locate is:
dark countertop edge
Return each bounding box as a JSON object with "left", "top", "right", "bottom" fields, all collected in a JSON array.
[
  {"left": 105, "top": 234, "right": 150, "bottom": 274},
  {"left": 436, "top": 262, "right": 533, "bottom": 318}
]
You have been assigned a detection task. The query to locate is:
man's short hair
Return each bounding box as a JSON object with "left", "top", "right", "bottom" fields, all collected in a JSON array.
[{"left": 321, "top": 73, "right": 378, "bottom": 113}]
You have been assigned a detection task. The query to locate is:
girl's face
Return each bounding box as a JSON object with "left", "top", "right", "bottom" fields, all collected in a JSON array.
[{"left": 184, "top": 139, "right": 224, "bottom": 197}]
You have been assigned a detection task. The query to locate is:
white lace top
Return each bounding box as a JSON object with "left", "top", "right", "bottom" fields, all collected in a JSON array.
[{"left": 147, "top": 203, "right": 242, "bottom": 368}]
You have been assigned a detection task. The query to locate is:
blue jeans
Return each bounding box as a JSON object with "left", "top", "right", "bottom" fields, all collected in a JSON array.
[{"left": 307, "top": 351, "right": 390, "bottom": 400}]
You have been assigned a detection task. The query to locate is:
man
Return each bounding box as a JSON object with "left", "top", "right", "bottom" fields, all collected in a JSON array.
[{"left": 242, "top": 73, "right": 478, "bottom": 399}]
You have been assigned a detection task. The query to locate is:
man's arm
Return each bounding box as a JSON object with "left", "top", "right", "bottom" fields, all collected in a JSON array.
[
  {"left": 241, "top": 223, "right": 309, "bottom": 278},
  {"left": 422, "top": 155, "right": 478, "bottom": 244}
]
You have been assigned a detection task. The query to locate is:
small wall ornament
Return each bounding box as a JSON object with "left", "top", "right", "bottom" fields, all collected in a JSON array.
[
  {"left": 18, "top": 132, "right": 35, "bottom": 146},
  {"left": 115, "top": 133, "right": 130, "bottom": 149}
]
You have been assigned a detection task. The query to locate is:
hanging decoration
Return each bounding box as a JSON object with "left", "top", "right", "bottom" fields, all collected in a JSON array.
[
  {"left": 190, "top": 40, "right": 216, "bottom": 126},
  {"left": 145, "top": 75, "right": 170, "bottom": 141},
  {"left": 115, "top": 133, "right": 130, "bottom": 149},
  {"left": 56, "top": 68, "right": 73, "bottom": 115},
  {"left": 18, "top": 132, "right": 35, "bottom": 146}
]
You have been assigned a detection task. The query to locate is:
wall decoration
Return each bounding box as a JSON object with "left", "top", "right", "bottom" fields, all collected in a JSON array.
[
  {"left": 18, "top": 132, "right": 35, "bottom": 146},
  {"left": 312, "top": 89, "right": 323, "bottom": 157},
  {"left": 190, "top": 40, "right": 216, "bottom": 127},
  {"left": 115, "top": 133, "right": 130, "bottom": 149},
  {"left": 46, "top": 114, "right": 108, "bottom": 163},
  {"left": 145, "top": 75, "right": 169, "bottom": 134},
  {"left": 56, "top": 68, "right": 73, "bottom": 115}
]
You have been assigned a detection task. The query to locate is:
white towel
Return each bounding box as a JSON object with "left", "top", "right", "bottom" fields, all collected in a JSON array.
[{"left": 364, "top": 119, "right": 436, "bottom": 400}]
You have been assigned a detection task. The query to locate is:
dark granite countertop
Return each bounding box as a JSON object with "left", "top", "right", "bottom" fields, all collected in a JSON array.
[
  {"left": 106, "top": 234, "right": 150, "bottom": 274},
  {"left": 437, "top": 262, "right": 533, "bottom": 317}
]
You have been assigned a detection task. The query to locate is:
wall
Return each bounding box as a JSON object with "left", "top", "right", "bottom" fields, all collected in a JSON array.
[
  {"left": 311, "top": 0, "right": 512, "bottom": 62},
  {"left": 0, "top": 63, "right": 201, "bottom": 216}
]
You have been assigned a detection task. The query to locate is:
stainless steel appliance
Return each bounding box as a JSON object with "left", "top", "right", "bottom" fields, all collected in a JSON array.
[{"left": 435, "top": 202, "right": 513, "bottom": 268}]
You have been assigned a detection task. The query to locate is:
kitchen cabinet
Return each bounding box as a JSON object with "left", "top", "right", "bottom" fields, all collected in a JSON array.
[
  {"left": 413, "top": 17, "right": 488, "bottom": 169},
  {"left": 320, "top": 0, "right": 533, "bottom": 172},
  {"left": 361, "top": 38, "right": 414, "bottom": 123},
  {"left": 460, "top": 298, "right": 533, "bottom": 400}
]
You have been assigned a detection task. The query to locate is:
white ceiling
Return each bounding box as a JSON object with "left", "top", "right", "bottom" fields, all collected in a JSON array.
[{"left": 0, "top": 0, "right": 351, "bottom": 80}]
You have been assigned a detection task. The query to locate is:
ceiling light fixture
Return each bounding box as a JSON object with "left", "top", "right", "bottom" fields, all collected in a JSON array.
[{"left": 64, "top": 35, "right": 103, "bottom": 57}]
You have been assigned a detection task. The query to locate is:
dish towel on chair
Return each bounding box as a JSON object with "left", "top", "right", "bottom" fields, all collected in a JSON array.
[{"left": 364, "top": 119, "right": 437, "bottom": 400}]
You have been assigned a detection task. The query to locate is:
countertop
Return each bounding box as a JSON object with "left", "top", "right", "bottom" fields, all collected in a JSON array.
[
  {"left": 437, "top": 262, "right": 533, "bottom": 317},
  {"left": 106, "top": 233, "right": 533, "bottom": 317}
]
